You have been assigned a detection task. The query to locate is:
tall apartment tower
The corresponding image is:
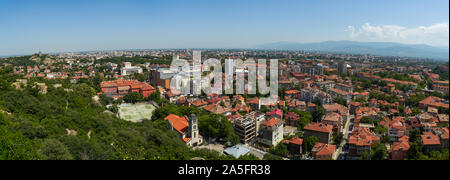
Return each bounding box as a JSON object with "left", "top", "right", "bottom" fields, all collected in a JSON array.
[{"left": 338, "top": 61, "right": 347, "bottom": 76}]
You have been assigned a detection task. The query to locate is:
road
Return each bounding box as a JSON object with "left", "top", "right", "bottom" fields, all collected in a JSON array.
[{"left": 333, "top": 115, "right": 354, "bottom": 160}]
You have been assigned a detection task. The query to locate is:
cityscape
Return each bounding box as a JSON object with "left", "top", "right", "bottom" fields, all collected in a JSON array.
[{"left": 0, "top": 0, "right": 448, "bottom": 163}]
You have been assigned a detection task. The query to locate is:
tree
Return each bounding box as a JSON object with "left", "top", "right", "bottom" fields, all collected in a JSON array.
[
  {"left": 312, "top": 106, "right": 325, "bottom": 122},
  {"left": 411, "top": 107, "right": 422, "bottom": 116},
  {"left": 123, "top": 92, "right": 143, "bottom": 104},
  {"left": 359, "top": 151, "right": 370, "bottom": 160},
  {"left": 334, "top": 97, "right": 347, "bottom": 107},
  {"left": 303, "top": 136, "right": 318, "bottom": 154},
  {"left": 370, "top": 142, "right": 388, "bottom": 160},
  {"left": 333, "top": 133, "right": 344, "bottom": 147},
  {"left": 99, "top": 94, "right": 114, "bottom": 106},
  {"left": 409, "top": 129, "right": 421, "bottom": 143},
  {"left": 270, "top": 143, "right": 289, "bottom": 157},
  {"left": 238, "top": 154, "right": 260, "bottom": 160},
  {"left": 72, "top": 83, "right": 95, "bottom": 98},
  {"left": 296, "top": 111, "right": 313, "bottom": 130},
  {"left": 263, "top": 153, "right": 283, "bottom": 160},
  {"left": 38, "top": 139, "right": 74, "bottom": 160},
  {"left": 408, "top": 140, "right": 424, "bottom": 160},
  {"left": 0, "top": 125, "right": 42, "bottom": 160}
]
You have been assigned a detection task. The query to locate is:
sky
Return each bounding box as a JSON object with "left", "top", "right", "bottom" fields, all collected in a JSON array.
[{"left": 0, "top": 0, "right": 448, "bottom": 56}]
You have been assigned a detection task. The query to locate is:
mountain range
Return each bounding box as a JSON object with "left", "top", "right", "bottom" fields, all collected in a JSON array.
[{"left": 254, "top": 41, "right": 449, "bottom": 60}]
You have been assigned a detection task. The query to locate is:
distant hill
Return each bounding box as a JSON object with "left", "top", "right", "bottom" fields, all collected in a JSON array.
[{"left": 254, "top": 41, "right": 449, "bottom": 60}]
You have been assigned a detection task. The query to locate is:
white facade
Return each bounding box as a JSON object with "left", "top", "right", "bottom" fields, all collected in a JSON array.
[{"left": 121, "top": 62, "right": 143, "bottom": 76}]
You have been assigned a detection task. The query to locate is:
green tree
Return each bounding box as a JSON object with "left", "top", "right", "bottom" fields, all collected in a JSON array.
[
  {"left": 99, "top": 94, "right": 114, "bottom": 106},
  {"left": 312, "top": 106, "right": 325, "bottom": 122},
  {"left": 408, "top": 140, "right": 424, "bottom": 160},
  {"left": 370, "top": 142, "right": 388, "bottom": 160},
  {"left": 333, "top": 133, "right": 344, "bottom": 147},
  {"left": 270, "top": 143, "right": 289, "bottom": 157},
  {"left": 123, "top": 92, "right": 143, "bottom": 104},
  {"left": 295, "top": 110, "right": 312, "bottom": 130},
  {"left": 38, "top": 139, "right": 74, "bottom": 160},
  {"left": 359, "top": 151, "right": 370, "bottom": 160},
  {"left": 238, "top": 154, "right": 260, "bottom": 160},
  {"left": 303, "top": 136, "right": 319, "bottom": 154},
  {"left": 263, "top": 153, "right": 283, "bottom": 160}
]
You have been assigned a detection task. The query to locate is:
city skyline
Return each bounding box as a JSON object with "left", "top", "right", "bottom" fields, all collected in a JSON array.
[{"left": 0, "top": 0, "right": 449, "bottom": 56}]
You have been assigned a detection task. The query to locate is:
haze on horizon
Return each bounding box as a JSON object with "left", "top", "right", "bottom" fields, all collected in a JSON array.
[{"left": 0, "top": 0, "right": 448, "bottom": 56}]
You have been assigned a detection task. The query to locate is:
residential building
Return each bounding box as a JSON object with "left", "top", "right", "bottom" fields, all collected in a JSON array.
[
  {"left": 284, "top": 137, "right": 303, "bottom": 155},
  {"left": 322, "top": 112, "right": 343, "bottom": 134},
  {"left": 301, "top": 88, "right": 333, "bottom": 105},
  {"left": 390, "top": 136, "right": 410, "bottom": 160},
  {"left": 421, "top": 132, "right": 441, "bottom": 154},
  {"left": 335, "top": 83, "right": 354, "bottom": 93},
  {"left": 121, "top": 62, "right": 143, "bottom": 76},
  {"left": 314, "top": 81, "right": 336, "bottom": 90},
  {"left": 348, "top": 128, "right": 380, "bottom": 157},
  {"left": 100, "top": 79, "right": 155, "bottom": 99},
  {"left": 285, "top": 112, "right": 300, "bottom": 127},
  {"left": 419, "top": 96, "right": 449, "bottom": 110},
  {"left": 388, "top": 118, "right": 406, "bottom": 139},
  {"left": 303, "top": 123, "right": 333, "bottom": 144},
  {"left": 328, "top": 88, "right": 352, "bottom": 104},
  {"left": 259, "top": 118, "right": 284, "bottom": 146},
  {"left": 312, "top": 143, "right": 336, "bottom": 160}
]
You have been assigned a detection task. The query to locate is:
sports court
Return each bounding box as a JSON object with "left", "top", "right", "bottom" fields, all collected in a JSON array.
[{"left": 118, "top": 103, "right": 156, "bottom": 123}]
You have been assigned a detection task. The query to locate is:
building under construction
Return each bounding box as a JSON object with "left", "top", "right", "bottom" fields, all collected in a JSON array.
[{"left": 233, "top": 111, "right": 265, "bottom": 144}]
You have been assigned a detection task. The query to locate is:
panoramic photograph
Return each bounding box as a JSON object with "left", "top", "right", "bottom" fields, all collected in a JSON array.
[{"left": 0, "top": 0, "right": 448, "bottom": 168}]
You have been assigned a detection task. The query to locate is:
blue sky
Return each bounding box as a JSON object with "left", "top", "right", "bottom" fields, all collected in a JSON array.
[{"left": 0, "top": 0, "right": 448, "bottom": 56}]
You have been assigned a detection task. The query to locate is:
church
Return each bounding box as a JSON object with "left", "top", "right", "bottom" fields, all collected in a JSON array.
[{"left": 164, "top": 114, "right": 203, "bottom": 147}]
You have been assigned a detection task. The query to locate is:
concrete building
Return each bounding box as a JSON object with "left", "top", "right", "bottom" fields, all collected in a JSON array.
[
  {"left": 338, "top": 61, "right": 347, "bottom": 76},
  {"left": 121, "top": 62, "right": 143, "bottom": 76},
  {"left": 301, "top": 88, "right": 333, "bottom": 105},
  {"left": 303, "top": 123, "right": 333, "bottom": 144},
  {"left": 259, "top": 118, "right": 284, "bottom": 146},
  {"left": 234, "top": 111, "right": 265, "bottom": 144}
]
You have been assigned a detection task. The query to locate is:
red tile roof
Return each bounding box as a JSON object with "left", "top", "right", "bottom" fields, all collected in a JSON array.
[
  {"left": 421, "top": 132, "right": 441, "bottom": 146},
  {"left": 164, "top": 114, "right": 189, "bottom": 135},
  {"left": 284, "top": 137, "right": 303, "bottom": 145},
  {"left": 313, "top": 143, "right": 336, "bottom": 156},
  {"left": 304, "top": 123, "right": 333, "bottom": 133},
  {"left": 419, "top": 96, "right": 449, "bottom": 109},
  {"left": 349, "top": 128, "right": 380, "bottom": 147},
  {"left": 323, "top": 112, "right": 341, "bottom": 122},
  {"left": 392, "top": 141, "right": 410, "bottom": 151},
  {"left": 262, "top": 118, "right": 281, "bottom": 127},
  {"left": 266, "top": 109, "right": 283, "bottom": 117}
]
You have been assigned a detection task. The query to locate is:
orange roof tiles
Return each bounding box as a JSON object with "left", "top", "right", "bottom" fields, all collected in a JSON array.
[
  {"left": 164, "top": 114, "right": 189, "bottom": 135},
  {"left": 284, "top": 137, "right": 303, "bottom": 145},
  {"left": 313, "top": 143, "right": 336, "bottom": 156},
  {"left": 304, "top": 123, "right": 333, "bottom": 133},
  {"left": 349, "top": 128, "right": 380, "bottom": 147},
  {"left": 262, "top": 118, "right": 281, "bottom": 127},
  {"left": 421, "top": 132, "right": 441, "bottom": 146},
  {"left": 323, "top": 112, "right": 341, "bottom": 122},
  {"left": 392, "top": 141, "right": 410, "bottom": 151}
]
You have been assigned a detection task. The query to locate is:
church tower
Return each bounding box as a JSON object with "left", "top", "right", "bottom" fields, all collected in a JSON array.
[{"left": 189, "top": 114, "right": 198, "bottom": 139}]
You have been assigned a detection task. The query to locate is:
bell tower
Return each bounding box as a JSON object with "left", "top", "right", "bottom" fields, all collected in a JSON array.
[{"left": 189, "top": 114, "right": 199, "bottom": 140}]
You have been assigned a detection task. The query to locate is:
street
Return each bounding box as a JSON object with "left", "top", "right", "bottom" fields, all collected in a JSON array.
[{"left": 333, "top": 115, "right": 354, "bottom": 160}]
